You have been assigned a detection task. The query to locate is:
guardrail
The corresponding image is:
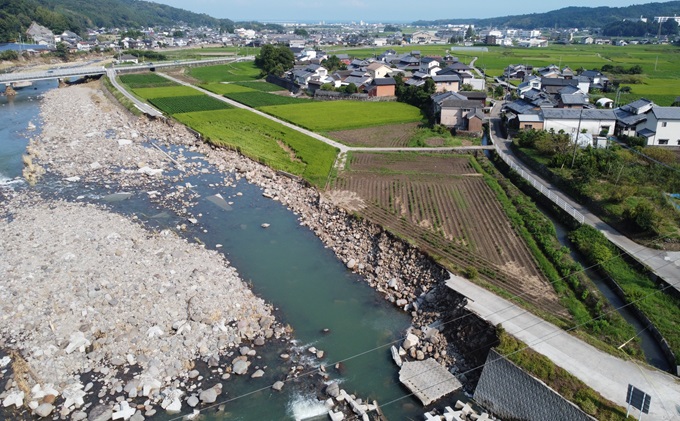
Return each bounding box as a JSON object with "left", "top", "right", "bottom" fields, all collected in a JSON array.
[{"left": 491, "top": 134, "right": 586, "bottom": 225}]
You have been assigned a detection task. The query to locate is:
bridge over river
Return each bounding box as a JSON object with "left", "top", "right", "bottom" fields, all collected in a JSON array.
[{"left": 0, "top": 57, "right": 251, "bottom": 93}]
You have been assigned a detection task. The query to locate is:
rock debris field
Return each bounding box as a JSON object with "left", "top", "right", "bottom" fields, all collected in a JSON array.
[{"left": 0, "top": 82, "right": 466, "bottom": 420}]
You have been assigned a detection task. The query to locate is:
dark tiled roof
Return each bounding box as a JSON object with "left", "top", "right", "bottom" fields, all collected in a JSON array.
[
  {"left": 433, "top": 75, "right": 460, "bottom": 82},
  {"left": 542, "top": 108, "right": 615, "bottom": 120},
  {"left": 373, "top": 77, "right": 396, "bottom": 86},
  {"left": 652, "top": 106, "right": 680, "bottom": 120}
]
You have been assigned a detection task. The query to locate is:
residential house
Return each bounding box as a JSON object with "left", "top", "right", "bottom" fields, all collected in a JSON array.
[
  {"left": 518, "top": 114, "right": 544, "bottom": 130},
  {"left": 541, "top": 108, "right": 616, "bottom": 137},
  {"left": 439, "top": 98, "right": 482, "bottom": 128},
  {"left": 410, "top": 31, "right": 435, "bottom": 44},
  {"left": 116, "top": 54, "right": 138, "bottom": 64},
  {"left": 580, "top": 70, "right": 610, "bottom": 91},
  {"left": 25, "top": 22, "right": 55, "bottom": 47},
  {"left": 504, "top": 64, "right": 530, "bottom": 79},
  {"left": 432, "top": 75, "right": 460, "bottom": 93},
  {"left": 366, "top": 77, "right": 397, "bottom": 97},
  {"left": 458, "top": 91, "right": 487, "bottom": 107},
  {"left": 367, "top": 62, "right": 392, "bottom": 79},
  {"left": 635, "top": 106, "right": 680, "bottom": 145},
  {"left": 467, "top": 109, "right": 486, "bottom": 132},
  {"left": 517, "top": 76, "right": 541, "bottom": 97},
  {"left": 613, "top": 98, "right": 653, "bottom": 136},
  {"left": 538, "top": 64, "right": 561, "bottom": 78},
  {"left": 420, "top": 57, "right": 441, "bottom": 76},
  {"left": 540, "top": 78, "right": 579, "bottom": 95}
]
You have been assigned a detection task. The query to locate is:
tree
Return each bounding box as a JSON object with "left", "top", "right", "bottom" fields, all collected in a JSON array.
[
  {"left": 460, "top": 83, "right": 474, "bottom": 91},
  {"left": 465, "top": 26, "right": 475, "bottom": 40},
  {"left": 384, "top": 25, "right": 401, "bottom": 32},
  {"left": 294, "top": 28, "right": 308, "bottom": 37},
  {"left": 321, "top": 55, "right": 346, "bottom": 72},
  {"left": 54, "top": 42, "right": 69, "bottom": 61},
  {"left": 254, "top": 44, "right": 294, "bottom": 77}
]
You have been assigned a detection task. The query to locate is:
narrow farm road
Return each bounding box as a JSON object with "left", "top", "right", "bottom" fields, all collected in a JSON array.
[
  {"left": 488, "top": 115, "right": 680, "bottom": 294},
  {"left": 447, "top": 273, "right": 680, "bottom": 421},
  {"left": 157, "top": 73, "right": 350, "bottom": 153}
]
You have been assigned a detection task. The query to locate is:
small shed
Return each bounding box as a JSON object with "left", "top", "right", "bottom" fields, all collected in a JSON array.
[{"left": 596, "top": 97, "right": 614, "bottom": 109}]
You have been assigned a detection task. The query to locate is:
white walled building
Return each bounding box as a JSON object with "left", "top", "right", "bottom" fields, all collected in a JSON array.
[{"left": 637, "top": 106, "right": 680, "bottom": 146}]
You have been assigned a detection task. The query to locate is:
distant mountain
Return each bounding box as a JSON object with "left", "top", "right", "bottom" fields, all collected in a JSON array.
[
  {"left": 412, "top": 1, "right": 680, "bottom": 29},
  {"left": 0, "top": 0, "right": 234, "bottom": 43}
]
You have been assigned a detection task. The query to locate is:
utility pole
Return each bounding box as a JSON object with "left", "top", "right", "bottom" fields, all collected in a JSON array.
[{"left": 571, "top": 108, "right": 584, "bottom": 168}]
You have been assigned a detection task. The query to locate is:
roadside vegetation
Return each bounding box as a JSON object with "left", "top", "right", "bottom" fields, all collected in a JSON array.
[
  {"left": 512, "top": 130, "right": 680, "bottom": 246},
  {"left": 569, "top": 225, "right": 680, "bottom": 364},
  {"left": 479, "top": 156, "right": 643, "bottom": 359},
  {"left": 496, "top": 328, "right": 630, "bottom": 421}
]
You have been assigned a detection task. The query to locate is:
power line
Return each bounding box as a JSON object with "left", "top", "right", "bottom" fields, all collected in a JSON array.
[
  {"left": 167, "top": 233, "right": 676, "bottom": 420},
  {"left": 350, "top": 260, "right": 680, "bottom": 421}
]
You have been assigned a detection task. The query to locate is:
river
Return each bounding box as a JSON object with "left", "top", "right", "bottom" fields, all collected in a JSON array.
[{"left": 1, "top": 82, "right": 463, "bottom": 419}]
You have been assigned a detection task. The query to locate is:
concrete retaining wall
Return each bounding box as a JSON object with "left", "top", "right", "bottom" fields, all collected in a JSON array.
[{"left": 474, "top": 350, "right": 596, "bottom": 421}]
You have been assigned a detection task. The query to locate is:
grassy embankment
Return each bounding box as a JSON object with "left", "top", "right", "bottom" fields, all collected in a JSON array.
[{"left": 118, "top": 72, "right": 338, "bottom": 187}]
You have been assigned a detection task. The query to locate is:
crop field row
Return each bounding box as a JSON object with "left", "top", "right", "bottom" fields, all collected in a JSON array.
[
  {"left": 331, "top": 152, "right": 566, "bottom": 317},
  {"left": 188, "top": 61, "right": 261, "bottom": 83},
  {"left": 233, "top": 81, "right": 284, "bottom": 92},
  {"left": 119, "top": 73, "right": 178, "bottom": 88},
  {"left": 224, "top": 91, "right": 313, "bottom": 108},
  {"left": 132, "top": 85, "right": 201, "bottom": 99},
  {"left": 329, "top": 123, "right": 421, "bottom": 147},
  {"left": 259, "top": 101, "right": 424, "bottom": 132},
  {"left": 347, "top": 152, "right": 478, "bottom": 175},
  {"left": 173, "top": 109, "right": 337, "bottom": 186},
  {"left": 148, "top": 95, "right": 233, "bottom": 115}
]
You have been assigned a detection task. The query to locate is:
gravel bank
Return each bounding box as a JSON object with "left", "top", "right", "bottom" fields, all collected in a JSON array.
[{"left": 1, "top": 81, "right": 482, "bottom": 419}]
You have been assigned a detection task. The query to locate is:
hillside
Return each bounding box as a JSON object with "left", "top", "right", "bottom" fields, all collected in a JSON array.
[
  {"left": 413, "top": 1, "right": 680, "bottom": 29},
  {"left": 0, "top": 0, "right": 234, "bottom": 43}
]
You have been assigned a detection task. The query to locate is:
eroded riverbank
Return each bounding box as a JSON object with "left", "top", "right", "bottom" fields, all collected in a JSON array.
[{"left": 0, "top": 81, "right": 490, "bottom": 420}]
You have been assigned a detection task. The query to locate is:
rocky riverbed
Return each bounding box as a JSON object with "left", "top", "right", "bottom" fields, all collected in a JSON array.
[{"left": 1, "top": 81, "right": 490, "bottom": 419}]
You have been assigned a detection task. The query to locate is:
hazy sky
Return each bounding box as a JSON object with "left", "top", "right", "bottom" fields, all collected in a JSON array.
[{"left": 150, "top": 0, "right": 644, "bottom": 23}]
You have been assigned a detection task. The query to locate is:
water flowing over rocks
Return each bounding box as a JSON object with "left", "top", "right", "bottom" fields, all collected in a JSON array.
[{"left": 1, "top": 81, "right": 494, "bottom": 418}]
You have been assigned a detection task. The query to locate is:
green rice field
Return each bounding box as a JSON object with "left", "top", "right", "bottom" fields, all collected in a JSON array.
[
  {"left": 189, "top": 61, "right": 262, "bottom": 83},
  {"left": 259, "top": 101, "right": 424, "bottom": 131},
  {"left": 224, "top": 91, "right": 313, "bottom": 108},
  {"left": 119, "top": 73, "right": 177, "bottom": 88},
  {"left": 233, "top": 81, "right": 284, "bottom": 92},
  {"left": 174, "top": 109, "right": 338, "bottom": 186},
  {"left": 133, "top": 85, "right": 200, "bottom": 98},
  {"left": 148, "top": 95, "right": 232, "bottom": 115}
]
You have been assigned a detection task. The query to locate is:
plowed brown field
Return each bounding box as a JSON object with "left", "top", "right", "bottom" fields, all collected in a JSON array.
[
  {"left": 328, "top": 122, "right": 420, "bottom": 147},
  {"left": 331, "top": 152, "right": 567, "bottom": 317}
]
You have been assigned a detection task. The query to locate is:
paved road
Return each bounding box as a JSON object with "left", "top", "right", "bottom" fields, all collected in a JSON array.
[
  {"left": 106, "top": 69, "right": 163, "bottom": 118},
  {"left": 487, "top": 115, "right": 680, "bottom": 294},
  {"left": 447, "top": 273, "right": 680, "bottom": 420}
]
